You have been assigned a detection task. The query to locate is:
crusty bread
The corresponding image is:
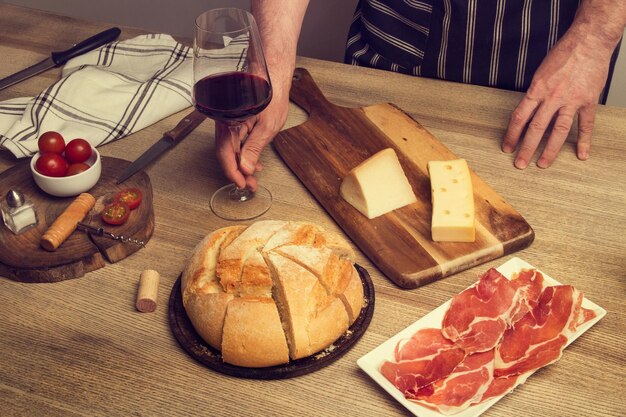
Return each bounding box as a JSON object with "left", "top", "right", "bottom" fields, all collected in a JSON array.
[
  {"left": 181, "top": 226, "right": 245, "bottom": 349},
  {"left": 181, "top": 220, "right": 363, "bottom": 368},
  {"left": 221, "top": 296, "right": 289, "bottom": 367},
  {"left": 276, "top": 244, "right": 363, "bottom": 323}
]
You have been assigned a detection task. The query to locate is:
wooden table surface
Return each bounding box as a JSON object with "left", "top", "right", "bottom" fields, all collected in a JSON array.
[{"left": 1, "top": 4, "right": 624, "bottom": 417}]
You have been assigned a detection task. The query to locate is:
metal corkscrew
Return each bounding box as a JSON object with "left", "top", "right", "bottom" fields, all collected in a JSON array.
[{"left": 77, "top": 222, "right": 146, "bottom": 247}]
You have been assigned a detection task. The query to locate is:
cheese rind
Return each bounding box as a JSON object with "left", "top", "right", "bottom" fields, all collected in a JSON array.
[
  {"left": 340, "top": 148, "right": 417, "bottom": 219},
  {"left": 428, "top": 159, "right": 475, "bottom": 242}
]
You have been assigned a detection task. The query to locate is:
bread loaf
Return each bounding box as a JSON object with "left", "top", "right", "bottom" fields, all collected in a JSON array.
[{"left": 181, "top": 221, "right": 363, "bottom": 368}]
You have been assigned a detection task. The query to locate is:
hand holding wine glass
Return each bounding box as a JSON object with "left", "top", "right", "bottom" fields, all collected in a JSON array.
[{"left": 193, "top": 8, "right": 273, "bottom": 221}]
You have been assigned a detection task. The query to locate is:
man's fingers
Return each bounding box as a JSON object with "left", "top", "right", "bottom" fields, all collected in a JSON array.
[
  {"left": 215, "top": 122, "right": 246, "bottom": 188},
  {"left": 537, "top": 107, "right": 576, "bottom": 168},
  {"left": 577, "top": 105, "right": 596, "bottom": 161},
  {"left": 240, "top": 126, "right": 272, "bottom": 176},
  {"left": 514, "top": 102, "right": 558, "bottom": 169},
  {"left": 244, "top": 174, "right": 258, "bottom": 192},
  {"left": 502, "top": 96, "right": 539, "bottom": 153}
]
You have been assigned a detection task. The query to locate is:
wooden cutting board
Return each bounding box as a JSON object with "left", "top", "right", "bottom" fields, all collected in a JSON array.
[
  {"left": 273, "top": 68, "right": 534, "bottom": 289},
  {"left": 0, "top": 157, "right": 154, "bottom": 283}
]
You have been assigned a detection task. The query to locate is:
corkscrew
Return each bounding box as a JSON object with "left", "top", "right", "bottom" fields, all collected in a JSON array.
[{"left": 77, "top": 222, "right": 146, "bottom": 247}]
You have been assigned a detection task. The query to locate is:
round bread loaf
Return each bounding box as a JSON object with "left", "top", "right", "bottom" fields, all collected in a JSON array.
[{"left": 181, "top": 220, "right": 364, "bottom": 368}]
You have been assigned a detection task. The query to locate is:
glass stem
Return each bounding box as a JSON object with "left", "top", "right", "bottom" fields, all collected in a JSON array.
[{"left": 227, "top": 122, "right": 252, "bottom": 201}]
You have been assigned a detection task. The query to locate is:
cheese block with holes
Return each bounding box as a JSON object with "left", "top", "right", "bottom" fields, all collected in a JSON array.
[
  {"left": 428, "top": 159, "right": 475, "bottom": 242},
  {"left": 181, "top": 220, "right": 363, "bottom": 368}
]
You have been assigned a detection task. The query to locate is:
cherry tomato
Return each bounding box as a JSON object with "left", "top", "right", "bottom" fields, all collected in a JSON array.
[
  {"left": 101, "top": 201, "right": 130, "bottom": 225},
  {"left": 35, "top": 153, "right": 69, "bottom": 177},
  {"left": 114, "top": 188, "right": 143, "bottom": 210},
  {"left": 65, "top": 138, "right": 92, "bottom": 163},
  {"left": 38, "top": 131, "right": 65, "bottom": 154},
  {"left": 66, "top": 162, "right": 91, "bottom": 176}
]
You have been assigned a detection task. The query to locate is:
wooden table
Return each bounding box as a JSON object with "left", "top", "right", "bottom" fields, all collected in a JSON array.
[{"left": 1, "top": 4, "right": 624, "bottom": 416}]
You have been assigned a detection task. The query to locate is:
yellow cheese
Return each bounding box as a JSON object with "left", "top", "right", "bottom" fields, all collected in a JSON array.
[
  {"left": 428, "top": 159, "right": 475, "bottom": 242},
  {"left": 340, "top": 148, "right": 417, "bottom": 219}
]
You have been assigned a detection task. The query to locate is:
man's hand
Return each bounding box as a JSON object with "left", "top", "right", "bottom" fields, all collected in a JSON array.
[
  {"left": 214, "top": 84, "right": 290, "bottom": 191},
  {"left": 214, "top": 0, "right": 309, "bottom": 189},
  {"left": 502, "top": 0, "right": 626, "bottom": 169}
]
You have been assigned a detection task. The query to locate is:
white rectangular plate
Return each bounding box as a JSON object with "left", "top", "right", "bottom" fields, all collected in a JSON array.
[{"left": 357, "top": 257, "right": 607, "bottom": 417}]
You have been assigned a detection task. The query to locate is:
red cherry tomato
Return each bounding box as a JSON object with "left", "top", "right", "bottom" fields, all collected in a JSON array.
[
  {"left": 101, "top": 201, "right": 131, "bottom": 225},
  {"left": 35, "top": 153, "right": 69, "bottom": 177},
  {"left": 38, "top": 131, "right": 66, "bottom": 154},
  {"left": 114, "top": 188, "right": 143, "bottom": 210},
  {"left": 66, "top": 162, "right": 91, "bottom": 176},
  {"left": 65, "top": 138, "right": 92, "bottom": 163}
]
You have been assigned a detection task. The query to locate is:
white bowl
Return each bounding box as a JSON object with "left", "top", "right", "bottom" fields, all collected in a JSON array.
[{"left": 30, "top": 148, "right": 102, "bottom": 197}]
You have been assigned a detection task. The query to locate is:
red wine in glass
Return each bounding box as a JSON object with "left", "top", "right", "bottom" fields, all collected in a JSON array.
[
  {"left": 194, "top": 8, "right": 274, "bottom": 221},
  {"left": 194, "top": 72, "right": 272, "bottom": 121}
]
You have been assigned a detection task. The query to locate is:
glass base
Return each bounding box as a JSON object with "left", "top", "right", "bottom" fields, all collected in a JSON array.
[{"left": 210, "top": 184, "right": 273, "bottom": 221}]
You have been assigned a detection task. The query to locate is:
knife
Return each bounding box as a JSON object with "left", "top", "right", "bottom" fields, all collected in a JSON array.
[
  {"left": 0, "top": 27, "right": 121, "bottom": 91},
  {"left": 116, "top": 110, "right": 206, "bottom": 184}
]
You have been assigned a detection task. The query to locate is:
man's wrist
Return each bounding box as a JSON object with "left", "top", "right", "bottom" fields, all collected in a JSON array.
[{"left": 571, "top": 0, "right": 626, "bottom": 52}]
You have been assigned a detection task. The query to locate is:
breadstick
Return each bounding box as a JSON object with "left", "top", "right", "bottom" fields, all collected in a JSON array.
[
  {"left": 136, "top": 270, "right": 160, "bottom": 313},
  {"left": 40, "top": 193, "right": 96, "bottom": 251}
]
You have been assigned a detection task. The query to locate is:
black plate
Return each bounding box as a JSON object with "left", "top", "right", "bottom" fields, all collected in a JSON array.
[{"left": 168, "top": 264, "right": 375, "bottom": 379}]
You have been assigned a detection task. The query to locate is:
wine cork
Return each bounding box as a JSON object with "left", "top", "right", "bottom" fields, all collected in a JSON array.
[
  {"left": 136, "top": 270, "right": 160, "bottom": 313},
  {"left": 40, "top": 193, "right": 96, "bottom": 251}
]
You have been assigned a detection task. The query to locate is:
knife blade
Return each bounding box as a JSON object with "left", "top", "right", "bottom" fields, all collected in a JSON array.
[
  {"left": 0, "top": 27, "right": 121, "bottom": 91},
  {"left": 116, "top": 110, "right": 206, "bottom": 184}
]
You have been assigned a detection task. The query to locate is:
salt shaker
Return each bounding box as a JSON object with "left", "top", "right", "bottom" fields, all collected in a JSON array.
[{"left": 1, "top": 189, "right": 38, "bottom": 234}]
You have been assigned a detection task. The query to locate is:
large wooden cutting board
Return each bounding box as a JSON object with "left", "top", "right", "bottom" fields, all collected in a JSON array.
[
  {"left": 273, "top": 68, "right": 534, "bottom": 289},
  {"left": 0, "top": 157, "right": 154, "bottom": 283}
]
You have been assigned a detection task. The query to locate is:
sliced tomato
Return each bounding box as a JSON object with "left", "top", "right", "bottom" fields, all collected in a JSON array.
[
  {"left": 101, "top": 201, "right": 131, "bottom": 225},
  {"left": 114, "top": 188, "right": 143, "bottom": 210}
]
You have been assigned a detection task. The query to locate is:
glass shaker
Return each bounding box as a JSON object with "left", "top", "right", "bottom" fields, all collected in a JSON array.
[{"left": 1, "top": 189, "right": 38, "bottom": 234}]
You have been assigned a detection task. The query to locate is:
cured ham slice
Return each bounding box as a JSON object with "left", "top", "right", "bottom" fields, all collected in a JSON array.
[
  {"left": 375, "top": 264, "right": 601, "bottom": 415},
  {"left": 494, "top": 285, "right": 593, "bottom": 377},
  {"left": 412, "top": 350, "right": 495, "bottom": 415},
  {"left": 480, "top": 372, "right": 532, "bottom": 402},
  {"left": 510, "top": 269, "right": 545, "bottom": 323},
  {"left": 380, "top": 328, "right": 465, "bottom": 398},
  {"left": 442, "top": 268, "right": 521, "bottom": 353}
]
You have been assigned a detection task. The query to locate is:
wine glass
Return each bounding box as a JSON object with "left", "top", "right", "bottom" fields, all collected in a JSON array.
[{"left": 193, "top": 8, "right": 273, "bottom": 221}]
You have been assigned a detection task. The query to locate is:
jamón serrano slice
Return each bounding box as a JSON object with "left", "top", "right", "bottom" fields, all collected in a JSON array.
[
  {"left": 494, "top": 285, "right": 594, "bottom": 377},
  {"left": 412, "top": 349, "right": 495, "bottom": 415},
  {"left": 441, "top": 268, "right": 521, "bottom": 353},
  {"left": 380, "top": 328, "right": 465, "bottom": 398}
]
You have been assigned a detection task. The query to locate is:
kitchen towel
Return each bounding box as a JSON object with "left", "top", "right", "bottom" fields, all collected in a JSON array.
[{"left": 0, "top": 34, "right": 193, "bottom": 158}]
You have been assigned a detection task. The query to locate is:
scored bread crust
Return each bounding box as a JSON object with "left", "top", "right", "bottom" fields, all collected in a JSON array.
[
  {"left": 181, "top": 226, "right": 246, "bottom": 349},
  {"left": 181, "top": 221, "right": 363, "bottom": 368},
  {"left": 221, "top": 296, "right": 289, "bottom": 367}
]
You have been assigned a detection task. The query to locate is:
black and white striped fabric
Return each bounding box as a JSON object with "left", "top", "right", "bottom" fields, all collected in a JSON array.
[
  {"left": 0, "top": 34, "right": 193, "bottom": 159},
  {"left": 345, "top": 0, "right": 590, "bottom": 92}
]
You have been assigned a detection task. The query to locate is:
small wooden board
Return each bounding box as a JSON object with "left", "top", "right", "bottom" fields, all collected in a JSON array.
[
  {"left": 273, "top": 68, "right": 534, "bottom": 289},
  {"left": 168, "top": 264, "right": 375, "bottom": 379},
  {"left": 0, "top": 157, "right": 154, "bottom": 282}
]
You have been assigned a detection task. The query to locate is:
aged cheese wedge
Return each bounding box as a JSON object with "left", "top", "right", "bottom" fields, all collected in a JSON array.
[
  {"left": 428, "top": 159, "right": 475, "bottom": 242},
  {"left": 340, "top": 148, "right": 417, "bottom": 219}
]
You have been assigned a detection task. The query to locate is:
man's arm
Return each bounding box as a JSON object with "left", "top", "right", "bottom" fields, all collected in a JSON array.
[
  {"left": 502, "top": 0, "right": 626, "bottom": 169},
  {"left": 216, "top": 0, "right": 309, "bottom": 190}
]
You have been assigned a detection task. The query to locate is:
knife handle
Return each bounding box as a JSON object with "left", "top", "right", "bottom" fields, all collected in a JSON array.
[
  {"left": 50, "top": 27, "right": 121, "bottom": 66},
  {"left": 163, "top": 110, "right": 206, "bottom": 143}
]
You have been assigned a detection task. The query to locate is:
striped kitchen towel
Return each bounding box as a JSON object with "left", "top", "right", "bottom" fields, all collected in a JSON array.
[{"left": 0, "top": 34, "right": 193, "bottom": 158}]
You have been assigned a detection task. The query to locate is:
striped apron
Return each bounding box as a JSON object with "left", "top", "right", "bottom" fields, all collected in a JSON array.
[{"left": 345, "top": 0, "right": 620, "bottom": 100}]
